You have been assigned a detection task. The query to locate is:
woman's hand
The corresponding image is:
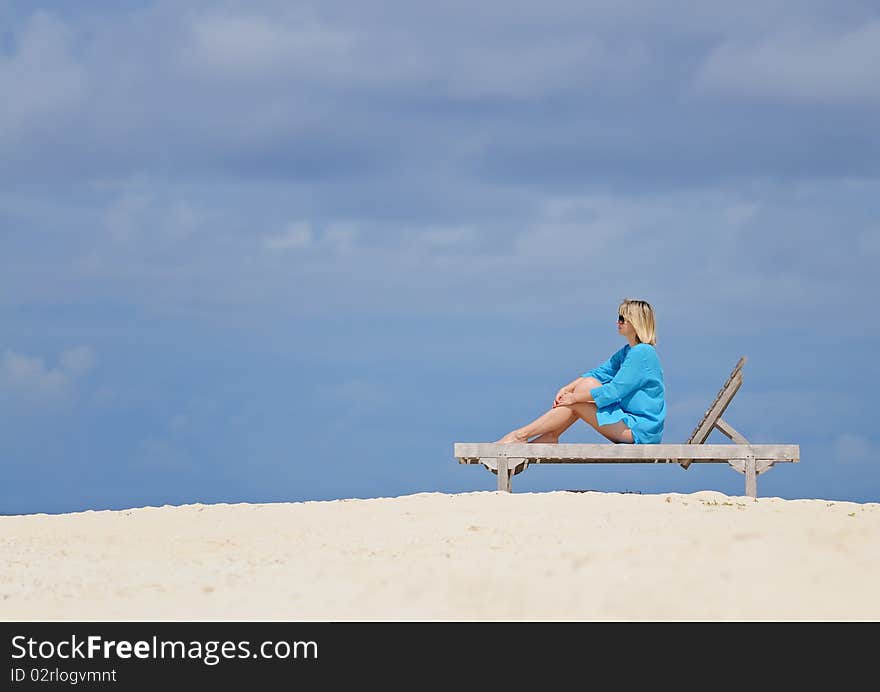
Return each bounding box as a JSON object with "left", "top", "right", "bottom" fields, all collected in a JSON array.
[
  {"left": 553, "top": 386, "right": 569, "bottom": 408},
  {"left": 555, "top": 391, "right": 579, "bottom": 407}
]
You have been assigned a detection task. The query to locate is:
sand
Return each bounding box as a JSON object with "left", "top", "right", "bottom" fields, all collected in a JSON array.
[{"left": 2, "top": 490, "right": 879, "bottom": 621}]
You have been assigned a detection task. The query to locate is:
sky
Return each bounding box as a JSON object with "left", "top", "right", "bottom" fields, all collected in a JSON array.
[{"left": 2, "top": 0, "right": 878, "bottom": 514}]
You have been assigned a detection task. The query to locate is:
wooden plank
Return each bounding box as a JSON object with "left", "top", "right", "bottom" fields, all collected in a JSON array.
[
  {"left": 686, "top": 357, "right": 746, "bottom": 444},
  {"left": 714, "top": 417, "right": 750, "bottom": 444},
  {"left": 756, "top": 459, "right": 775, "bottom": 475},
  {"left": 479, "top": 456, "right": 528, "bottom": 474},
  {"left": 497, "top": 456, "right": 510, "bottom": 492},
  {"left": 745, "top": 455, "right": 757, "bottom": 498},
  {"left": 454, "top": 442, "right": 799, "bottom": 462},
  {"left": 511, "top": 457, "right": 527, "bottom": 476}
]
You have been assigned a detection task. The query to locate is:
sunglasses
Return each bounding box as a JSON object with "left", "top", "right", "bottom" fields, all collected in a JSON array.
[{"left": 618, "top": 315, "right": 626, "bottom": 324}]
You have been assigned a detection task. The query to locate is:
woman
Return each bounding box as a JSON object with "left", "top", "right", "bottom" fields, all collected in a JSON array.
[{"left": 496, "top": 298, "right": 665, "bottom": 445}]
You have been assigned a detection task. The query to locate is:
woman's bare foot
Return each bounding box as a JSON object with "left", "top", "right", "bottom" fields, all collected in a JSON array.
[
  {"left": 529, "top": 432, "right": 559, "bottom": 443},
  {"left": 495, "top": 430, "right": 529, "bottom": 443}
]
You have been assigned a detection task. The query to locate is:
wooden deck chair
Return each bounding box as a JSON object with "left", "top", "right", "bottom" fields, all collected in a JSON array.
[{"left": 453, "top": 356, "right": 799, "bottom": 498}]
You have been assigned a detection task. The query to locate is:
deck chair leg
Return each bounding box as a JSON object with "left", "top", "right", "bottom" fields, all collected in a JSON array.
[
  {"left": 496, "top": 457, "right": 511, "bottom": 492},
  {"left": 744, "top": 453, "right": 757, "bottom": 499}
]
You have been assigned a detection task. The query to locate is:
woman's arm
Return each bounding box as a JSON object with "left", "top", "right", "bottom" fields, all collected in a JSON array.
[
  {"left": 581, "top": 346, "right": 627, "bottom": 383},
  {"left": 590, "top": 348, "right": 649, "bottom": 408}
]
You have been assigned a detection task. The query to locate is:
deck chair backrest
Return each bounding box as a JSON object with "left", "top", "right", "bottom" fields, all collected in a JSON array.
[{"left": 687, "top": 356, "right": 746, "bottom": 445}]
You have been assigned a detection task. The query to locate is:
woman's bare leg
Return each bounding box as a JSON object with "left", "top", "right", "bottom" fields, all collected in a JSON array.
[
  {"left": 496, "top": 377, "right": 633, "bottom": 444},
  {"left": 529, "top": 415, "right": 577, "bottom": 443},
  {"left": 521, "top": 377, "right": 600, "bottom": 443},
  {"left": 553, "top": 401, "right": 633, "bottom": 443},
  {"left": 495, "top": 406, "right": 576, "bottom": 443}
]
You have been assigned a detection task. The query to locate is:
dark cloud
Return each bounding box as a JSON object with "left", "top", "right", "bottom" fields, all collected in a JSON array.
[{"left": 3, "top": 1, "right": 879, "bottom": 187}]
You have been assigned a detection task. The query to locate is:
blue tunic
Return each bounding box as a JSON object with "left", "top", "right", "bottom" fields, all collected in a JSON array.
[{"left": 581, "top": 343, "right": 666, "bottom": 444}]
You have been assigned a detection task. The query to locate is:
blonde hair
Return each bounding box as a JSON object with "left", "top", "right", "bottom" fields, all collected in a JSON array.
[{"left": 619, "top": 298, "right": 657, "bottom": 346}]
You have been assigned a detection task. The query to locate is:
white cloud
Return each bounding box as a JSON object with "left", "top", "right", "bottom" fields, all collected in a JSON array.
[
  {"left": 0, "top": 12, "right": 87, "bottom": 138},
  {"left": 179, "top": 3, "right": 643, "bottom": 99},
  {"left": 59, "top": 346, "right": 96, "bottom": 377},
  {"left": 322, "top": 224, "right": 359, "bottom": 253},
  {"left": 263, "top": 221, "right": 313, "bottom": 252},
  {"left": 105, "top": 191, "right": 153, "bottom": 243},
  {"left": 102, "top": 188, "right": 208, "bottom": 248},
  {"left": 1, "top": 351, "right": 68, "bottom": 401},
  {"left": 832, "top": 434, "right": 875, "bottom": 465},
  {"left": 694, "top": 23, "right": 880, "bottom": 104},
  {"left": 166, "top": 201, "right": 202, "bottom": 241},
  {"left": 187, "top": 9, "right": 353, "bottom": 78},
  {"left": 0, "top": 346, "right": 96, "bottom": 406},
  {"left": 263, "top": 220, "right": 361, "bottom": 254}
]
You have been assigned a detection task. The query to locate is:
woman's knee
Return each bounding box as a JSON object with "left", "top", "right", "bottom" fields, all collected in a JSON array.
[{"left": 576, "top": 377, "right": 601, "bottom": 392}]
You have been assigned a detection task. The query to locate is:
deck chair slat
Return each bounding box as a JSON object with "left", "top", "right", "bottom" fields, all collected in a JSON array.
[{"left": 686, "top": 356, "right": 746, "bottom": 445}]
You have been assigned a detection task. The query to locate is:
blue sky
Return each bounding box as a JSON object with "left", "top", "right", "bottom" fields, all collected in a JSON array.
[{"left": 2, "top": 0, "right": 878, "bottom": 514}]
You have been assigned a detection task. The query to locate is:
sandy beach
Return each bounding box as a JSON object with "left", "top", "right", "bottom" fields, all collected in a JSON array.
[{"left": 2, "top": 490, "right": 878, "bottom": 621}]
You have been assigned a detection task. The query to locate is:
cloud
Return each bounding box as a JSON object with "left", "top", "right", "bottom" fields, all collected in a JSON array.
[
  {"left": 262, "top": 220, "right": 365, "bottom": 255},
  {"left": 263, "top": 221, "right": 313, "bottom": 252},
  {"left": 1, "top": 2, "right": 878, "bottom": 330},
  {"left": 186, "top": 8, "right": 354, "bottom": 79},
  {"left": 512, "top": 196, "right": 628, "bottom": 261},
  {"left": 832, "top": 434, "right": 875, "bottom": 465},
  {"left": 0, "top": 12, "right": 86, "bottom": 139},
  {"left": 104, "top": 190, "right": 153, "bottom": 243},
  {"left": 323, "top": 223, "right": 360, "bottom": 253},
  {"left": 0, "top": 347, "right": 96, "bottom": 406},
  {"left": 6, "top": 171, "right": 875, "bottom": 333},
  {"left": 59, "top": 346, "right": 96, "bottom": 378},
  {"left": 2, "top": 2, "right": 879, "bottom": 189},
  {"left": 103, "top": 188, "right": 208, "bottom": 245},
  {"left": 694, "top": 22, "right": 880, "bottom": 104}
]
